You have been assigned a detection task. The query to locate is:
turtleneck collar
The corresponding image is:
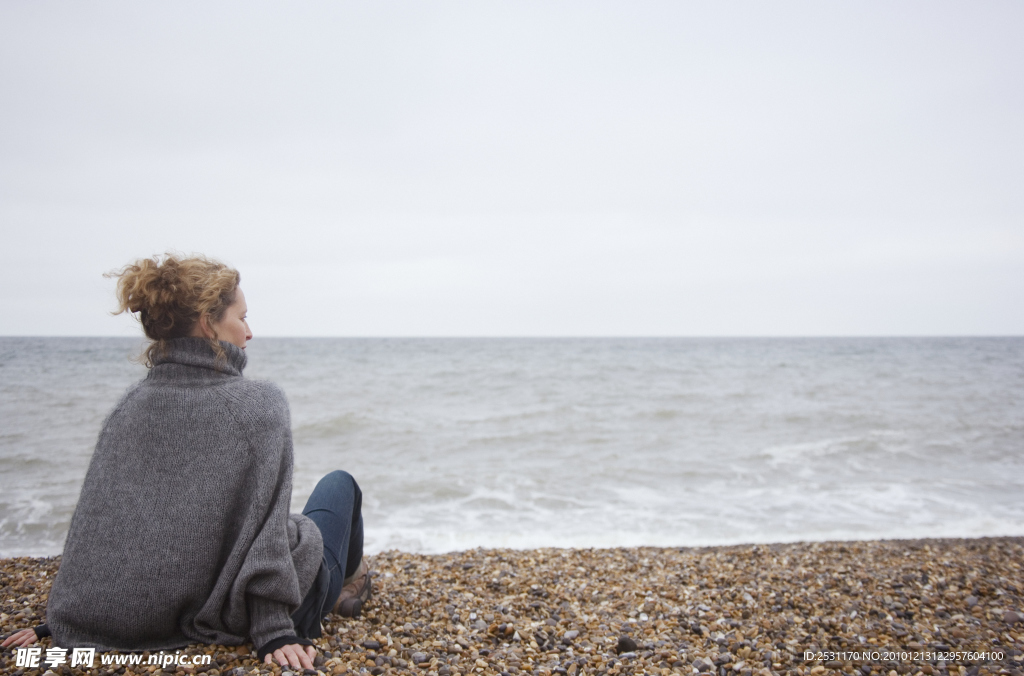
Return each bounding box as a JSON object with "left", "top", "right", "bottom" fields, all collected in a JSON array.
[{"left": 150, "top": 337, "right": 248, "bottom": 377}]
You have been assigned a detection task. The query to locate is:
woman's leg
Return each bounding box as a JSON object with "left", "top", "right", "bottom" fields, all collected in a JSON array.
[{"left": 301, "top": 470, "right": 365, "bottom": 612}]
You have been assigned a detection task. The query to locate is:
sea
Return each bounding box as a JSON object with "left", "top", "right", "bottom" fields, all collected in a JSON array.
[{"left": 1, "top": 337, "right": 1022, "bottom": 558}]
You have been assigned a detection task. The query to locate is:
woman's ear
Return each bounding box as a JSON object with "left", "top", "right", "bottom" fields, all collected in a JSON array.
[{"left": 197, "top": 314, "right": 218, "bottom": 340}]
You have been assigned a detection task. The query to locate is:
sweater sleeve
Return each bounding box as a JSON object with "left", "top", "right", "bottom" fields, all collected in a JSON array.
[{"left": 221, "top": 381, "right": 324, "bottom": 650}]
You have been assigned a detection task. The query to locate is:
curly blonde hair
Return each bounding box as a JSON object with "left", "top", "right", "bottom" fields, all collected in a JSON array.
[{"left": 108, "top": 253, "right": 241, "bottom": 366}]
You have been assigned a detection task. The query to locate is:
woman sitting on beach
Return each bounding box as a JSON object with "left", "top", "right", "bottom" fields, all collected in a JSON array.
[{"left": 2, "top": 254, "right": 368, "bottom": 671}]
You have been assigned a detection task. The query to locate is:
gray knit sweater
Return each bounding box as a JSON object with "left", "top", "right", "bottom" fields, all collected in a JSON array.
[{"left": 45, "top": 338, "right": 323, "bottom": 653}]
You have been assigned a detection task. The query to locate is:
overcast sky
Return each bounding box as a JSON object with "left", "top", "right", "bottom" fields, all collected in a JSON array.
[{"left": 2, "top": 1, "right": 1022, "bottom": 336}]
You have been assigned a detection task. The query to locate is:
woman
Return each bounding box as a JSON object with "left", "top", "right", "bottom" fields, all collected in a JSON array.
[{"left": 2, "top": 254, "right": 369, "bottom": 671}]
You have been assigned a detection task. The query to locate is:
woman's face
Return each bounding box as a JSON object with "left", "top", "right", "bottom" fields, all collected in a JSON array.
[{"left": 210, "top": 287, "right": 253, "bottom": 349}]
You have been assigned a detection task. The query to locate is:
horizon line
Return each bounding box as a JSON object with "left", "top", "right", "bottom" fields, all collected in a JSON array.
[{"left": 2, "top": 334, "right": 1022, "bottom": 340}]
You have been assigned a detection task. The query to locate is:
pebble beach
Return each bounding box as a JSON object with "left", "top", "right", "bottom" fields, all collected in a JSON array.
[{"left": 2, "top": 538, "right": 1021, "bottom": 676}]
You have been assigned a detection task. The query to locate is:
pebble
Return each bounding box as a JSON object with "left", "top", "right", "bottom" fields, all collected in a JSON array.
[
  {"left": 2, "top": 537, "right": 1021, "bottom": 675},
  {"left": 616, "top": 635, "right": 638, "bottom": 653}
]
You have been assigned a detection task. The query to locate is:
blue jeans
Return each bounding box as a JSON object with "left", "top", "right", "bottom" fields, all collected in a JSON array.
[{"left": 299, "top": 470, "right": 364, "bottom": 617}]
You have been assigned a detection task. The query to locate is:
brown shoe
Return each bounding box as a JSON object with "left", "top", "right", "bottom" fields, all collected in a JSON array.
[{"left": 332, "top": 558, "right": 372, "bottom": 617}]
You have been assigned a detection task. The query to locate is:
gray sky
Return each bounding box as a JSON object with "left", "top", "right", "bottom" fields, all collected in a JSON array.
[{"left": 2, "top": 1, "right": 1022, "bottom": 336}]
